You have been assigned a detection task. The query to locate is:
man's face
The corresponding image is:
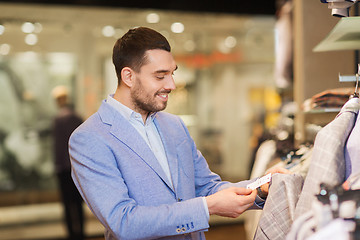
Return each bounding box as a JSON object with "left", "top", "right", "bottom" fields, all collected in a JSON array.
[{"left": 130, "top": 49, "right": 177, "bottom": 115}]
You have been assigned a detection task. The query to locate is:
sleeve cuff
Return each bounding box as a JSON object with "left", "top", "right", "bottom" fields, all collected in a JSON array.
[
  {"left": 201, "top": 197, "right": 210, "bottom": 221},
  {"left": 253, "top": 195, "right": 266, "bottom": 209}
]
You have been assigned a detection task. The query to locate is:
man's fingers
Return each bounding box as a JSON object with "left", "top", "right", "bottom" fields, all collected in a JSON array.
[
  {"left": 232, "top": 187, "right": 253, "bottom": 195},
  {"left": 240, "top": 189, "right": 257, "bottom": 205},
  {"left": 266, "top": 166, "right": 291, "bottom": 175}
]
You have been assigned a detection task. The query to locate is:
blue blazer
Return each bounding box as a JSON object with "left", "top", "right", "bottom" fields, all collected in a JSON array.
[{"left": 69, "top": 101, "right": 255, "bottom": 240}]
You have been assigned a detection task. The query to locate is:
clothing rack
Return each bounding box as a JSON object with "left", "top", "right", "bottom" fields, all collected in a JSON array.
[
  {"left": 339, "top": 63, "right": 360, "bottom": 82},
  {"left": 339, "top": 63, "right": 360, "bottom": 98}
]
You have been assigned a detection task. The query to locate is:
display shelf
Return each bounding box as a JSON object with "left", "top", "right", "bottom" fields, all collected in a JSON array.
[
  {"left": 304, "top": 108, "right": 341, "bottom": 113},
  {"left": 303, "top": 111, "right": 339, "bottom": 128},
  {"left": 313, "top": 16, "right": 360, "bottom": 52}
]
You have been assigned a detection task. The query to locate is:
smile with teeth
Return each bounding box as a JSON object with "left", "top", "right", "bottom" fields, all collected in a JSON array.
[{"left": 157, "top": 93, "right": 169, "bottom": 101}]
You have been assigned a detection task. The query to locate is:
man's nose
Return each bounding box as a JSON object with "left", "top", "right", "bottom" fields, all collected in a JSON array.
[{"left": 165, "top": 76, "right": 176, "bottom": 90}]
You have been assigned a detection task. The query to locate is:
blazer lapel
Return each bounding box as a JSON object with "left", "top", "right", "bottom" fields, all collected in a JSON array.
[
  {"left": 98, "top": 102, "right": 174, "bottom": 191},
  {"left": 154, "top": 114, "right": 179, "bottom": 193}
]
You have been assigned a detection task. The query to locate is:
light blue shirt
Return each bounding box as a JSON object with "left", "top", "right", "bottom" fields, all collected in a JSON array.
[
  {"left": 106, "top": 95, "right": 173, "bottom": 188},
  {"left": 106, "top": 95, "right": 210, "bottom": 220}
]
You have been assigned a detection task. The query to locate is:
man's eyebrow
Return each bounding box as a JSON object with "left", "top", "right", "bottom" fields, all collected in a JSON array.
[{"left": 154, "top": 65, "right": 178, "bottom": 74}]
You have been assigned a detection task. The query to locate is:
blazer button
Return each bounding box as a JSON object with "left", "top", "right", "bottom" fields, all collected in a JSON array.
[{"left": 176, "top": 228, "right": 181, "bottom": 233}]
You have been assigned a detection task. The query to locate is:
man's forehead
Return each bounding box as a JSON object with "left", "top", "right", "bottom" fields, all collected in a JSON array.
[{"left": 143, "top": 49, "right": 177, "bottom": 70}]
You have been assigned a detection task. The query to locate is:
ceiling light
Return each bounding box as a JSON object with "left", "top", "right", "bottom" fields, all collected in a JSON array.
[
  {"left": 171, "top": 22, "right": 184, "bottom": 33},
  {"left": 25, "top": 34, "right": 38, "bottom": 45},
  {"left": 184, "top": 40, "right": 196, "bottom": 52},
  {"left": 0, "top": 24, "right": 4, "bottom": 35},
  {"left": 0, "top": 44, "right": 10, "bottom": 55},
  {"left": 22, "top": 22, "right": 35, "bottom": 33},
  {"left": 102, "top": 25, "right": 115, "bottom": 37},
  {"left": 34, "top": 22, "right": 43, "bottom": 33},
  {"left": 146, "top": 13, "right": 160, "bottom": 24},
  {"left": 224, "top": 36, "right": 237, "bottom": 48},
  {"left": 218, "top": 42, "right": 230, "bottom": 54}
]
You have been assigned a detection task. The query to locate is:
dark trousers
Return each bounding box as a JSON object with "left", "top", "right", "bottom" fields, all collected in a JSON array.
[{"left": 57, "top": 171, "right": 84, "bottom": 240}]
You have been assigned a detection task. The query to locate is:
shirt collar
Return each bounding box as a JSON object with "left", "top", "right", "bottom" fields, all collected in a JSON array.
[{"left": 106, "top": 94, "right": 157, "bottom": 123}]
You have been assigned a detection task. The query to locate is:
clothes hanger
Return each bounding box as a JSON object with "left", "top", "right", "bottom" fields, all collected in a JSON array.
[{"left": 350, "top": 63, "right": 359, "bottom": 99}]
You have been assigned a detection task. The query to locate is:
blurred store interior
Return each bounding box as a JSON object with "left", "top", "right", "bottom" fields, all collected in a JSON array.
[{"left": 0, "top": 0, "right": 359, "bottom": 239}]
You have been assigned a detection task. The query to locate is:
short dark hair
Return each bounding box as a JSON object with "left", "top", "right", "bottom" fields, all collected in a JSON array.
[{"left": 112, "top": 27, "right": 171, "bottom": 84}]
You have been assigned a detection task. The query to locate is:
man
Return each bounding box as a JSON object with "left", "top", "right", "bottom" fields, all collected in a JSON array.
[
  {"left": 52, "top": 86, "right": 84, "bottom": 240},
  {"left": 69, "top": 27, "right": 277, "bottom": 240}
]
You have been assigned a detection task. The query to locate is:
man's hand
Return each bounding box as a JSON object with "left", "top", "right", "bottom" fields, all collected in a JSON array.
[
  {"left": 259, "top": 167, "right": 292, "bottom": 197},
  {"left": 205, "top": 187, "right": 257, "bottom": 218},
  {"left": 266, "top": 166, "right": 292, "bottom": 175}
]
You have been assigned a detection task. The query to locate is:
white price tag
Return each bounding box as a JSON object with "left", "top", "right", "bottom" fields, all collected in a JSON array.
[{"left": 246, "top": 173, "right": 272, "bottom": 190}]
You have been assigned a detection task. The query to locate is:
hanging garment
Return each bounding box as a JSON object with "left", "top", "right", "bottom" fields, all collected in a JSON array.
[
  {"left": 287, "top": 203, "right": 355, "bottom": 240},
  {"left": 345, "top": 110, "right": 360, "bottom": 179},
  {"left": 250, "top": 140, "right": 277, "bottom": 180},
  {"left": 344, "top": 171, "right": 360, "bottom": 190},
  {"left": 294, "top": 98, "right": 360, "bottom": 219},
  {"left": 286, "top": 211, "right": 315, "bottom": 240},
  {"left": 246, "top": 145, "right": 312, "bottom": 240},
  {"left": 253, "top": 173, "right": 304, "bottom": 240},
  {"left": 306, "top": 219, "right": 355, "bottom": 240},
  {"left": 244, "top": 139, "right": 277, "bottom": 240},
  {"left": 269, "top": 145, "right": 313, "bottom": 179},
  {"left": 274, "top": 1, "right": 293, "bottom": 89},
  {"left": 287, "top": 182, "right": 360, "bottom": 239},
  {"left": 286, "top": 147, "right": 313, "bottom": 179}
]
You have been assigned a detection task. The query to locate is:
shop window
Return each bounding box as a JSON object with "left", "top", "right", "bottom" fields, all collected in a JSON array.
[{"left": 0, "top": 53, "right": 76, "bottom": 205}]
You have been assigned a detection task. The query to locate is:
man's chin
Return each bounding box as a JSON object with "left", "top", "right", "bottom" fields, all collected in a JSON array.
[{"left": 155, "top": 103, "right": 167, "bottom": 112}]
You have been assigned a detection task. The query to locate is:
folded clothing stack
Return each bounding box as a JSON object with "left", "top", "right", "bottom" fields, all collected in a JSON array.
[{"left": 303, "top": 87, "right": 354, "bottom": 112}]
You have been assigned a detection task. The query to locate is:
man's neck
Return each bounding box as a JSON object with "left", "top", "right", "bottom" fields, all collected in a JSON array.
[{"left": 113, "top": 89, "right": 149, "bottom": 123}]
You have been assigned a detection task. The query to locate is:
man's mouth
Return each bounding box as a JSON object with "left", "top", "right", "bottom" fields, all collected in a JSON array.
[
  {"left": 156, "top": 91, "right": 171, "bottom": 101},
  {"left": 157, "top": 93, "right": 169, "bottom": 101}
]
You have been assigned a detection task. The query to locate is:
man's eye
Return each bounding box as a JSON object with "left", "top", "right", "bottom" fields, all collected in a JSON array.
[{"left": 156, "top": 75, "right": 165, "bottom": 79}]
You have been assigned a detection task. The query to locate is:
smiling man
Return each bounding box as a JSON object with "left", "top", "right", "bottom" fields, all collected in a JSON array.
[{"left": 69, "top": 27, "right": 267, "bottom": 240}]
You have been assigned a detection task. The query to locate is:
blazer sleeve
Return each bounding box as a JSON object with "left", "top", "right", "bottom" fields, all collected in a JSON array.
[
  {"left": 69, "top": 127, "right": 210, "bottom": 240},
  {"left": 175, "top": 115, "right": 264, "bottom": 209},
  {"left": 175, "top": 115, "right": 227, "bottom": 197}
]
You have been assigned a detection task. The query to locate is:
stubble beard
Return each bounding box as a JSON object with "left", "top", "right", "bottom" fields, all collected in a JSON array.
[{"left": 131, "top": 78, "right": 168, "bottom": 114}]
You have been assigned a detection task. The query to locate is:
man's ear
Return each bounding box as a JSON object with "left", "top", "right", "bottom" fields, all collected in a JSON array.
[{"left": 120, "top": 67, "right": 134, "bottom": 87}]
